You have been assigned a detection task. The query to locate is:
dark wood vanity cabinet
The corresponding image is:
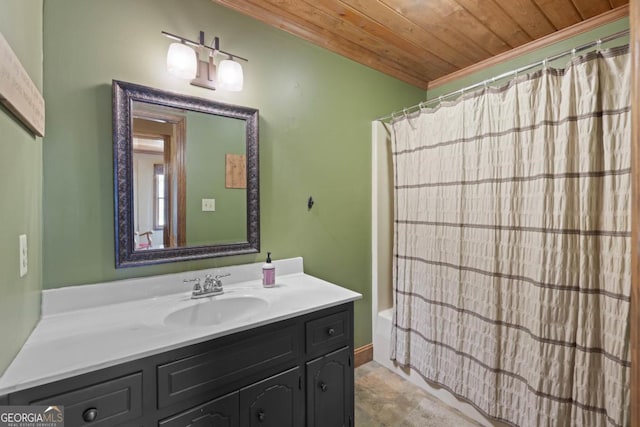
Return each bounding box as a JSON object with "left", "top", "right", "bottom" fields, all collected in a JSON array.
[
  {"left": 306, "top": 347, "right": 353, "bottom": 427},
  {"left": 3, "top": 302, "right": 354, "bottom": 427}
]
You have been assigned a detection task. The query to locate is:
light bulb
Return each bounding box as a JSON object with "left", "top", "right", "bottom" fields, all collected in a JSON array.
[
  {"left": 217, "top": 59, "right": 244, "bottom": 91},
  {"left": 166, "top": 43, "right": 197, "bottom": 79}
]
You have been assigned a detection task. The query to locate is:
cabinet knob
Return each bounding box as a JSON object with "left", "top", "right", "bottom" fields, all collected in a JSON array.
[
  {"left": 327, "top": 328, "right": 336, "bottom": 336},
  {"left": 82, "top": 408, "right": 98, "bottom": 422},
  {"left": 320, "top": 382, "right": 328, "bottom": 392},
  {"left": 257, "top": 410, "right": 266, "bottom": 422}
]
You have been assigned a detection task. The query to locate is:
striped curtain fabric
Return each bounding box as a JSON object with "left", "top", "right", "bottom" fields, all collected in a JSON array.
[{"left": 390, "top": 46, "right": 630, "bottom": 427}]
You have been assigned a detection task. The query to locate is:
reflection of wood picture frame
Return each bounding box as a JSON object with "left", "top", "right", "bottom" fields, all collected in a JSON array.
[{"left": 225, "top": 154, "right": 246, "bottom": 189}]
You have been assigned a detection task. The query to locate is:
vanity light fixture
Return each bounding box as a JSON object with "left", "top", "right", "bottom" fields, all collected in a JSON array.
[
  {"left": 217, "top": 56, "right": 244, "bottom": 91},
  {"left": 166, "top": 42, "right": 198, "bottom": 80},
  {"left": 162, "top": 30, "right": 247, "bottom": 92}
]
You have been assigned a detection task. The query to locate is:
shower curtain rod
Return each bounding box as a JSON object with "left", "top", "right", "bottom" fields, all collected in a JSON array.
[{"left": 375, "top": 28, "right": 630, "bottom": 122}]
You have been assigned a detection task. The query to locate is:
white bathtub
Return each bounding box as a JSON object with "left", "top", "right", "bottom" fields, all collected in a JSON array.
[{"left": 373, "top": 308, "right": 503, "bottom": 427}]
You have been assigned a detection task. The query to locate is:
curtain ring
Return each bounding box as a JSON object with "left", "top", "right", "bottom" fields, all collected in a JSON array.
[
  {"left": 404, "top": 108, "right": 417, "bottom": 130},
  {"left": 571, "top": 48, "right": 577, "bottom": 58},
  {"left": 542, "top": 58, "right": 548, "bottom": 70},
  {"left": 596, "top": 39, "right": 602, "bottom": 52}
]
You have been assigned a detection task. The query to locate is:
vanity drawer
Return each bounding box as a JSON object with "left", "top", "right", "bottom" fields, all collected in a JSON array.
[
  {"left": 157, "top": 325, "right": 300, "bottom": 409},
  {"left": 12, "top": 372, "right": 143, "bottom": 426},
  {"left": 305, "top": 310, "right": 350, "bottom": 358}
]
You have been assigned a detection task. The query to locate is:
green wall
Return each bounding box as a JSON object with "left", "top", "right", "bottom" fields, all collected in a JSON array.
[
  {"left": 42, "top": 0, "right": 424, "bottom": 347},
  {"left": 0, "top": 1, "right": 43, "bottom": 375},
  {"left": 186, "top": 113, "right": 246, "bottom": 246}
]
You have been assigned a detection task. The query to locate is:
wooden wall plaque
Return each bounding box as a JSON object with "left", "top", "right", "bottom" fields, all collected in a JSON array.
[
  {"left": 0, "top": 32, "right": 45, "bottom": 137},
  {"left": 225, "top": 153, "right": 246, "bottom": 189}
]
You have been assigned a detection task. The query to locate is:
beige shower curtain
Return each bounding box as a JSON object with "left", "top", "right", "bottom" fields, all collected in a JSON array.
[{"left": 390, "top": 46, "right": 631, "bottom": 427}]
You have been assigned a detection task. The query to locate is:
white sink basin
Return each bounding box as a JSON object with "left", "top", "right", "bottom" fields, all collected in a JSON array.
[{"left": 164, "top": 296, "right": 269, "bottom": 327}]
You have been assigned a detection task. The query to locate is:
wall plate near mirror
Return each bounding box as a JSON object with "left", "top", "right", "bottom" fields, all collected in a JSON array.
[{"left": 113, "top": 80, "right": 259, "bottom": 267}]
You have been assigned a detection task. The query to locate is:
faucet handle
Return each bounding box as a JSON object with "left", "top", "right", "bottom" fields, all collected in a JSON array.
[
  {"left": 184, "top": 278, "right": 202, "bottom": 292},
  {"left": 211, "top": 273, "right": 229, "bottom": 291}
]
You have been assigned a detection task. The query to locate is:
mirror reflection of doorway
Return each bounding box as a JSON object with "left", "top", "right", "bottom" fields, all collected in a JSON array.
[
  {"left": 132, "top": 106, "right": 187, "bottom": 249},
  {"left": 132, "top": 137, "right": 165, "bottom": 249}
]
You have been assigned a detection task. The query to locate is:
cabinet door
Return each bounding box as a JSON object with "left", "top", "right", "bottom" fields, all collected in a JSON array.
[
  {"left": 306, "top": 346, "right": 353, "bottom": 427},
  {"left": 159, "top": 391, "right": 238, "bottom": 427},
  {"left": 239, "top": 367, "right": 302, "bottom": 427}
]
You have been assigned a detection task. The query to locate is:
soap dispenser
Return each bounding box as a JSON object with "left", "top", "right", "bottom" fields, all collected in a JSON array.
[{"left": 262, "top": 252, "right": 275, "bottom": 288}]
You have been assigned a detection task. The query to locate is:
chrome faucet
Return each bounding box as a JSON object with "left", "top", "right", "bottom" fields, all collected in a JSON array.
[{"left": 185, "top": 273, "right": 230, "bottom": 299}]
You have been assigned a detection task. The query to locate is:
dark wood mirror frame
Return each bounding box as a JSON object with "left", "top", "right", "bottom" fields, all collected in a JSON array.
[{"left": 112, "top": 80, "right": 259, "bottom": 268}]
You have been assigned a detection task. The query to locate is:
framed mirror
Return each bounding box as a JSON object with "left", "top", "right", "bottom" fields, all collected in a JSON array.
[{"left": 113, "top": 80, "right": 259, "bottom": 267}]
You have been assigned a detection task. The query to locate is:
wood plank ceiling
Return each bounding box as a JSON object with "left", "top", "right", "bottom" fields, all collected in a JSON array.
[{"left": 211, "top": 0, "right": 629, "bottom": 89}]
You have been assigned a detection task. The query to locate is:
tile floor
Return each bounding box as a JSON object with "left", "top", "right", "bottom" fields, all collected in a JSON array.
[{"left": 354, "top": 361, "right": 482, "bottom": 427}]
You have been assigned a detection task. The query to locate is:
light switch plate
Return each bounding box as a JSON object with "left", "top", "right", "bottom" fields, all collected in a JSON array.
[
  {"left": 19, "top": 234, "right": 27, "bottom": 277},
  {"left": 202, "top": 198, "right": 216, "bottom": 212}
]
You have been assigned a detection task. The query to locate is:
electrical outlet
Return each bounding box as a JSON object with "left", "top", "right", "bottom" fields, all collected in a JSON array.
[
  {"left": 19, "top": 234, "right": 27, "bottom": 277},
  {"left": 202, "top": 198, "right": 216, "bottom": 212}
]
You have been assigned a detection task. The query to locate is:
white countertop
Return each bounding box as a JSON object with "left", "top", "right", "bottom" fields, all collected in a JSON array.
[{"left": 0, "top": 257, "right": 361, "bottom": 395}]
